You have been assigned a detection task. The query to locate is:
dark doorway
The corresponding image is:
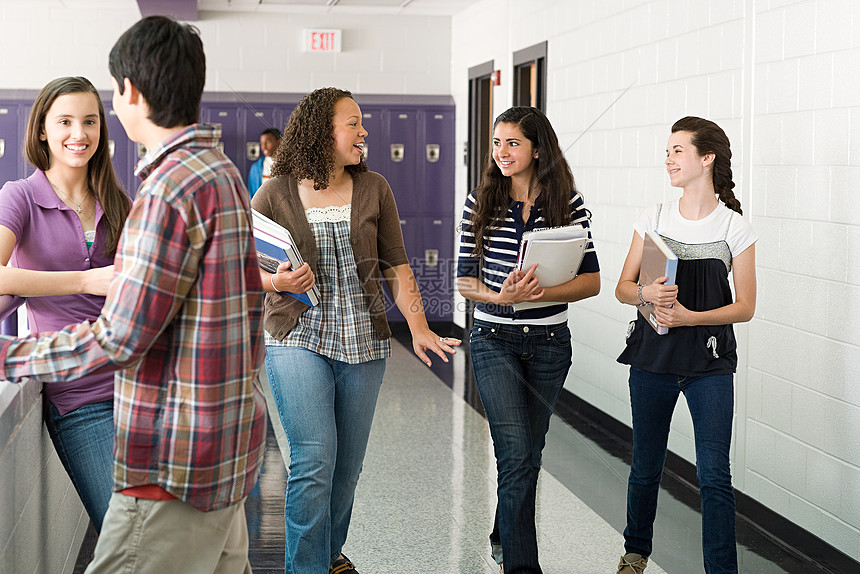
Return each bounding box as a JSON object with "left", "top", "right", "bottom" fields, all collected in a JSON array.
[{"left": 513, "top": 42, "right": 547, "bottom": 110}]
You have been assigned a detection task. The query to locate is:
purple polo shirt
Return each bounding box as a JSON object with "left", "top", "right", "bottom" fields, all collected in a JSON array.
[{"left": 0, "top": 169, "right": 119, "bottom": 414}]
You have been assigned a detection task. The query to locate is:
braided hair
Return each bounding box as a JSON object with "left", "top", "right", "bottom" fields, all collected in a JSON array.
[{"left": 671, "top": 116, "right": 741, "bottom": 215}]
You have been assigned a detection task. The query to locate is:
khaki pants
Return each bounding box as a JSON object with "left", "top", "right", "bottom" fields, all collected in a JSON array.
[{"left": 85, "top": 493, "right": 252, "bottom": 574}]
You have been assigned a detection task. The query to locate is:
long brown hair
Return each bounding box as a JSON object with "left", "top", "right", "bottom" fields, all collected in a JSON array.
[
  {"left": 671, "top": 116, "right": 742, "bottom": 215},
  {"left": 26, "top": 76, "right": 130, "bottom": 257},
  {"left": 469, "top": 106, "right": 577, "bottom": 258},
  {"left": 271, "top": 87, "right": 367, "bottom": 190}
]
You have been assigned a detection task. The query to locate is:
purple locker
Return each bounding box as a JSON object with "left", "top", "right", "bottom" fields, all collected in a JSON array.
[
  {"left": 421, "top": 109, "right": 455, "bottom": 215},
  {"left": 416, "top": 215, "right": 455, "bottom": 322},
  {"left": 276, "top": 106, "right": 296, "bottom": 134},
  {"left": 358, "top": 107, "right": 384, "bottom": 176},
  {"left": 242, "top": 104, "right": 280, "bottom": 191},
  {"left": 383, "top": 214, "right": 421, "bottom": 323},
  {"left": 103, "top": 106, "right": 137, "bottom": 197},
  {"left": 382, "top": 109, "right": 419, "bottom": 214},
  {"left": 203, "top": 105, "right": 244, "bottom": 176},
  {"left": 0, "top": 103, "right": 22, "bottom": 186},
  {"left": 0, "top": 104, "right": 22, "bottom": 334}
]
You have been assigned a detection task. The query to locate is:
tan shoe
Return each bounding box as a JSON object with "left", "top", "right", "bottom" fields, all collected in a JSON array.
[{"left": 617, "top": 553, "right": 648, "bottom": 574}]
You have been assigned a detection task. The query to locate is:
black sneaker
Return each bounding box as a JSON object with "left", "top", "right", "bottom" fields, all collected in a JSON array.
[{"left": 330, "top": 554, "right": 359, "bottom": 574}]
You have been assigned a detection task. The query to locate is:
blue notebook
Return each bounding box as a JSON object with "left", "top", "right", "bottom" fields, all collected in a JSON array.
[{"left": 252, "top": 209, "right": 320, "bottom": 307}]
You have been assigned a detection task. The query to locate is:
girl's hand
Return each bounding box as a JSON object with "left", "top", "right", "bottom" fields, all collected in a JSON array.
[
  {"left": 411, "top": 327, "right": 461, "bottom": 367},
  {"left": 496, "top": 264, "right": 544, "bottom": 305},
  {"left": 82, "top": 265, "right": 115, "bottom": 296},
  {"left": 272, "top": 261, "right": 315, "bottom": 294},
  {"left": 653, "top": 299, "right": 693, "bottom": 328},
  {"left": 642, "top": 277, "right": 678, "bottom": 307}
]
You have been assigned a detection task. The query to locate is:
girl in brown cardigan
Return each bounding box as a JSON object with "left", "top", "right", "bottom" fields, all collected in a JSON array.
[{"left": 251, "top": 87, "right": 459, "bottom": 574}]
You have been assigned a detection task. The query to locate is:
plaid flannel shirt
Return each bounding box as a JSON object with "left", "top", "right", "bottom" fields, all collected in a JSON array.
[{"left": 0, "top": 124, "right": 267, "bottom": 511}]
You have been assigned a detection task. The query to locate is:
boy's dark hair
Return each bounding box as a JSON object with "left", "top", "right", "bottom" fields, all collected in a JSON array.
[
  {"left": 261, "top": 128, "right": 281, "bottom": 139},
  {"left": 109, "top": 15, "right": 205, "bottom": 128}
]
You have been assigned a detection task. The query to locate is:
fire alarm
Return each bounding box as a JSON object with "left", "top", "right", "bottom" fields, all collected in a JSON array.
[{"left": 491, "top": 70, "right": 501, "bottom": 86}]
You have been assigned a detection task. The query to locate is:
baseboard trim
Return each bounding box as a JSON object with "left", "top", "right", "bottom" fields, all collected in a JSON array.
[{"left": 554, "top": 389, "right": 860, "bottom": 574}]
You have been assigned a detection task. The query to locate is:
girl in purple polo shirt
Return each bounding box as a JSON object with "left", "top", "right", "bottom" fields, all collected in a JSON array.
[{"left": 0, "top": 77, "right": 131, "bottom": 532}]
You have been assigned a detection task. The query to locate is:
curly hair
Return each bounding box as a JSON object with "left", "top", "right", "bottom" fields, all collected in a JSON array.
[
  {"left": 469, "top": 106, "right": 577, "bottom": 258},
  {"left": 271, "top": 87, "right": 367, "bottom": 190},
  {"left": 25, "top": 76, "right": 130, "bottom": 257},
  {"left": 671, "top": 116, "right": 742, "bottom": 215}
]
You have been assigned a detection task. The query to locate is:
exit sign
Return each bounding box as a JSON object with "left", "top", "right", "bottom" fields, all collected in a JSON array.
[{"left": 303, "top": 29, "right": 342, "bottom": 52}]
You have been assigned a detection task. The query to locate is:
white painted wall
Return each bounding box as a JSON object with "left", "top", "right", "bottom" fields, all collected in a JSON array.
[
  {"left": 0, "top": 1, "right": 451, "bottom": 95},
  {"left": 452, "top": 0, "right": 860, "bottom": 562}
]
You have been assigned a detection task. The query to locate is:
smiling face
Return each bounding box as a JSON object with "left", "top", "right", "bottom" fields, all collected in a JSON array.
[
  {"left": 41, "top": 92, "right": 100, "bottom": 172},
  {"left": 331, "top": 97, "right": 367, "bottom": 168},
  {"left": 665, "top": 130, "right": 712, "bottom": 189},
  {"left": 260, "top": 133, "right": 279, "bottom": 157},
  {"left": 492, "top": 121, "right": 537, "bottom": 181}
]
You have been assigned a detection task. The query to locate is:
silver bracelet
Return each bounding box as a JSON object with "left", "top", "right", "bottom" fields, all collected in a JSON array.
[
  {"left": 270, "top": 274, "right": 282, "bottom": 293},
  {"left": 636, "top": 284, "right": 647, "bottom": 307}
]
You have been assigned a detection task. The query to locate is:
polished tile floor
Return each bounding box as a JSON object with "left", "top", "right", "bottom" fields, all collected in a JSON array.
[
  {"left": 244, "top": 333, "right": 834, "bottom": 574},
  {"left": 75, "top": 333, "right": 842, "bottom": 573}
]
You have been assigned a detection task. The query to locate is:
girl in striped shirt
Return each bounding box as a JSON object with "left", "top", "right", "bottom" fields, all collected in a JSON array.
[{"left": 457, "top": 106, "right": 600, "bottom": 574}]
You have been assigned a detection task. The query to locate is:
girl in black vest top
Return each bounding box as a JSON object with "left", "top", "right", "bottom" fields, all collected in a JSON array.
[{"left": 614, "top": 117, "right": 757, "bottom": 574}]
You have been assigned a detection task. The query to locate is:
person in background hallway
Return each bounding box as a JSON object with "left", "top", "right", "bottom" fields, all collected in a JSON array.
[
  {"left": 251, "top": 86, "right": 460, "bottom": 574},
  {"left": 0, "top": 16, "right": 267, "bottom": 574},
  {"left": 248, "top": 127, "right": 281, "bottom": 196},
  {"left": 457, "top": 106, "right": 601, "bottom": 574},
  {"left": 0, "top": 76, "right": 131, "bottom": 533},
  {"left": 614, "top": 116, "right": 757, "bottom": 574}
]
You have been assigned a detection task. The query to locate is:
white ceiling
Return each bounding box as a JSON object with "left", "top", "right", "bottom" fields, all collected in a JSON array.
[
  {"left": 196, "top": 0, "right": 482, "bottom": 16},
  {"left": 6, "top": 0, "right": 481, "bottom": 17}
]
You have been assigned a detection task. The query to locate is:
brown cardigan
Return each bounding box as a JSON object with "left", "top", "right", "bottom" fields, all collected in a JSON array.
[{"left": 250, "top": 171, "right": 408, "bottom": 341}]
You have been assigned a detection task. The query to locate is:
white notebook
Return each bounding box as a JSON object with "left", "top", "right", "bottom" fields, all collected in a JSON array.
[{"left": 513, "top": 228, "right": 589, "bottom": 311}]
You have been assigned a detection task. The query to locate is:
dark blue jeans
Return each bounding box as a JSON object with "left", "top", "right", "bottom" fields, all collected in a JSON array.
[
  {"left": 470, "top": 319, "right": 572, "bottom": 574},
  {"left": 624, "top": 367, "right": 738, "bottom": 574},
  {"left": 44, "top": 399, "right": 115, "bottom": 533}
]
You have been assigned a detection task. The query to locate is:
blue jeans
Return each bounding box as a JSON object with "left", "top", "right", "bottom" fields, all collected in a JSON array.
[
  {"left": 469, "top": 319, "right": 572, "bottom": 574},
  {"left": 624, "top": 367, "right": 738, "bottom": 574},
  {"left": 44, "top": 399, "right": 115, "bottom": 533},
  {"left": 265, "top": 346, "right": 385, "bottom": 574}
]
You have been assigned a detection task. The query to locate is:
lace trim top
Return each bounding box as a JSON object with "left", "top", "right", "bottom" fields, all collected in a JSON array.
[{"left": 305, "top": 204, "right": 351, "bottom": 223}]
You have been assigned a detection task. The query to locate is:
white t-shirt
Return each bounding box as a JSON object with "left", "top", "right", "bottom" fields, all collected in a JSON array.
[
  {"left": 261, "top": 156, "right": 274, "bottom": 183},
  {"left": 633, "top": 200, "right": 757, "bottom": 258}
]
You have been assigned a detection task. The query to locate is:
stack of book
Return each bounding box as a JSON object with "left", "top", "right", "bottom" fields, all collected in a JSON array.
[{"left": 251, "top": 209, "right": 320, "bottom": 307}]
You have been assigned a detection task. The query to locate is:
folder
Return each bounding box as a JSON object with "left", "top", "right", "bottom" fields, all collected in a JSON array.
[
  {"left": 638, "top": 230, "right": 678, "bottom": 335},
  {"left": 512, "top": 225, "right": 589, "bottom": 311},
  {"left": 251, "top": 209, "right": 320, "bottom": 307}
]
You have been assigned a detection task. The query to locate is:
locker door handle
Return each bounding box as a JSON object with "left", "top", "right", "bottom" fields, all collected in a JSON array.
[
  {"left": 425, "top": 249, "right": 439, "bottom": 267},
  {"left": 0, "top": 139, "right": 4, "bottom": 159},
  {"left": 108, "top": 140, "right": 115, "bottom": 159},
  {"left": 426, "top": 144, "right": 440, "bottom": 163},
  {"left": 137, "top": 142, "right": 148, "bottom": 158},
  {"left": 362, "top": 143, "right": 368, "bottom": 161},
  {"left": 247, "top": 142, "right": 261, "bottom": 161},
  {"left": 390, "top": 144, "right": 404, "bottom": 162}
]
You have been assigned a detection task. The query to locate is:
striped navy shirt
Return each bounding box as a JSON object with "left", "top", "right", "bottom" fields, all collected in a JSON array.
[{"left": 457, "top": 189, "right": 599, "bottom": 322}]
